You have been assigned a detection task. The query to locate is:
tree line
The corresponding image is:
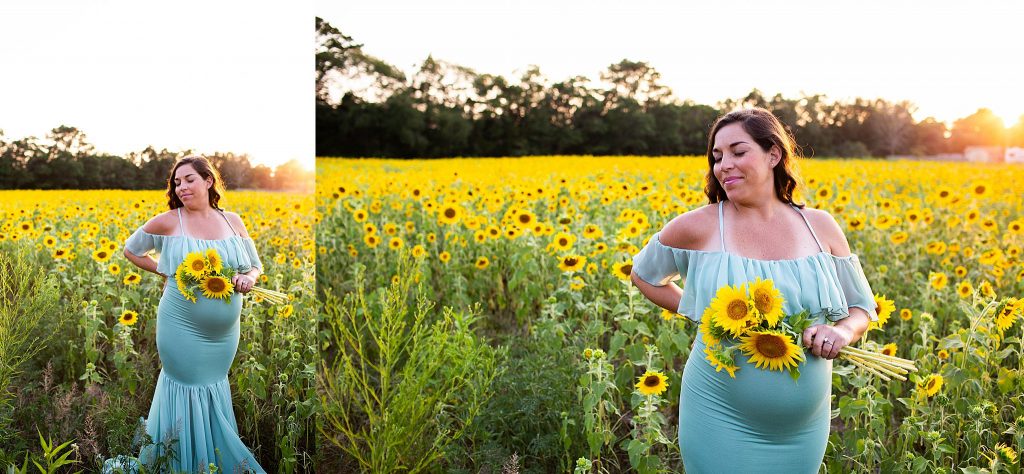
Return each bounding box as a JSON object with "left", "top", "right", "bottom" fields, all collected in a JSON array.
[
  {"left": 0, "top": 126, "right": 312, "bottom": 191},
  {"left": 316, "top": 17, "right": 1024, "bottom": 159}
]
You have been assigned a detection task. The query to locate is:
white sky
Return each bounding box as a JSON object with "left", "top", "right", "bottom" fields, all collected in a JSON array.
[
  {"left": 320, "top": 0, "right": 1024, "bottom": 127},
  {"left": 0, "top": 0, "right": 313, "bottom": 170}
]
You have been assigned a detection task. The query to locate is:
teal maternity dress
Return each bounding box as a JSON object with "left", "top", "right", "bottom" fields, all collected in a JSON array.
[
  {"left": 124, "top": 208, "right": 265, "bottom": 474},
  {"left": 632, "top": 202, "right": 878, "bottom": 473}
]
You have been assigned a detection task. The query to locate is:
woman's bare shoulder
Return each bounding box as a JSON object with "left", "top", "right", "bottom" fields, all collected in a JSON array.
[
  {"left": 222, "top": 211, "right": 251, "bottom": 237},
  {"left": 658, "top": 204, "right": 717, "bottom": 250},
  {"left": 801, "top": 206, "right": 852, "bottom": 256},
  {"left": 141, "top": 210, "right": 178, "bottom": 235}
]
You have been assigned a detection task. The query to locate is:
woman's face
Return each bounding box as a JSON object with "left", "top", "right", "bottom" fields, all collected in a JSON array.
[
  {"left": 173, "top": 164, "right": 212, "bottom": 208},
  {"left": 711, "top": 122, "right": 779, "bottom": 203}
]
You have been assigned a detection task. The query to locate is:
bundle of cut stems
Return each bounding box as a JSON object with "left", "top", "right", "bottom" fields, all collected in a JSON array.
[
  {"left": 840, "top": 345, "right": 917, "bottom": 381},
  {"left": 249, "top": 286, "right": 289, "bottom": 305}
]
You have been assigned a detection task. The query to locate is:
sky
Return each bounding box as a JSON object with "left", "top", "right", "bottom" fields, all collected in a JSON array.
[
  {"left": 0, "top": 0, "right": 313, "bottom": 170},
  {"left": 319, "top": 0, "right": 1024, "bottom": 127}
]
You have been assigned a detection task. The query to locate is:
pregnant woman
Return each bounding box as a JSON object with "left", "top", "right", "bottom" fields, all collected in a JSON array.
[
  {"left": 123, "top": 155, "right": 265, "bottom": 473},
  {"left": 630, "top": 108, "right": 878, "bottom": 473}
]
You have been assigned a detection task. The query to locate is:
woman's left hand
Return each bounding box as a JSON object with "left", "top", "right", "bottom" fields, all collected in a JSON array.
[
  {"left": 232, "top": 274, "right": 256, "bottom": 294},
  {"left": 802, "top": 324, "right": 852, "bottom": 360}
]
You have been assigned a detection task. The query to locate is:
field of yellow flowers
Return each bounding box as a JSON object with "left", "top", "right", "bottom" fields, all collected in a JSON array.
[
  {"left": 0, "top": 189, "right": 317, "bottom": 472},
  {"left": 317, "top": 156, "right": 1024, "bottom": 473}
]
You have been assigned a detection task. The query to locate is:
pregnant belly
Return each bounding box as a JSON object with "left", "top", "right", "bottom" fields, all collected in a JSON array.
[
  {"left": 156, "top": 286, "right": 243, "bottom": 385},
  {"left": 684, "top": 339, "right": 832, "bottom": 433}
]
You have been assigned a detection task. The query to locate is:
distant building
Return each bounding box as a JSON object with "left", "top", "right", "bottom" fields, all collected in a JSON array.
[
  {"left": 964, "top": 146, "right": 1004, "bottom": 163},
  {"left": 1007, "top": 147, "right": 1024, "bottom": 164}
]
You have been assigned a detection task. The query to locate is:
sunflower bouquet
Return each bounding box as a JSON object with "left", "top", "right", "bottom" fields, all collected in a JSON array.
[
  {"left": 174, "top": 248, "right": 288, "bottom": 305},
  {"left": 700, "top": 278, "right": 916, "bottom": 381}
]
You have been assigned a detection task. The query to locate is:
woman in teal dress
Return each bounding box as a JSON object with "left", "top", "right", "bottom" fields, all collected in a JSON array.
[
  {"left": 122, "top": 155, "right": 266, "bottom": 473},
  {"left": 631, "top": 108, "right": 878, "bottom": 473}
]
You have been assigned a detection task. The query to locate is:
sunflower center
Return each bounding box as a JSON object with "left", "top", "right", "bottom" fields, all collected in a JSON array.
[
  {"left": 926, "top": 378, "right": 937, "bottom": 390},
  {"left": 564, "top": 257, "right": 578, "bottom": 267},
  {"left": 727, "top": 300, "right": 749, "bottom": 320},
  {"left": 619, "top": 264, "right": 633, "bottom": 276},
  {"left": 559, "top": 238, "right": 568, "bottom": 246},
  {"left": 755, "top": 334, "right": 787, "bottom": 358},
  {"left": 643, "top": 375, "right": 660, "bottom": 387},
  {"left": 519, "top": 214, "right": 531, "bottom": 224},
  {"left": 753, "top": 290, "right": 772, "bottom": 313},
  {"left": 98, "top": 252, "right": 107, "bottom": 259},
  {"left": 191, "top": 260, "right": 205, "bottom": 272},
  {"left": 444, "top": 208, "right": 456, "bottom": 218},
  {"left": 207, "top": 278, "right": 225, "bottom": 292}
]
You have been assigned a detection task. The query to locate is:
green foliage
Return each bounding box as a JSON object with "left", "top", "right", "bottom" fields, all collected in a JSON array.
[
  {"left": 0, "top": 247, "right": 63, "bottom": 446},
  {"left": 319, "top": 258, "right": 501, "bottom": 473}
]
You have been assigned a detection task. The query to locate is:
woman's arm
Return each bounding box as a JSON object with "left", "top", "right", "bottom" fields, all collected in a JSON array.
[
  {"left": 123, "top": 212, "right": 174, "bottom": 282},
  {"left": 802, "top": 208, "right": 874, "bottom": 359},
  {"left": 226, "top": 211, "right": 261, "bottom": 292},
  {"left": 630, "top": 273, "right": 684, "bottom": 313}
]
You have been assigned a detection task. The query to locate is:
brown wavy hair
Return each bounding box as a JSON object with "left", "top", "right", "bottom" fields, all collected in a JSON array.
[
  {"left": 704, "top": 107, "right": 804, "bottom": 207},
  {"left": 166, "top": 155, "right": 226, "bottom": 210}
]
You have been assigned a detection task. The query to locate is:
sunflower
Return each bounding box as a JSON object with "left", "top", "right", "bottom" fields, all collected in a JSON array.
[
  {"left": 364, "top": 234, "right": 380, "bottom": 248},
  {"left": 899, "top": 308, "right": 912, "bottom": 321},
  {"left": 738, "top": 330, "right": 804, "bottom": 372},
  {"left": 569, "top": 277, "right": 586, "bottom": 291},
  {"left": 869, "top": 294, "right": 895, "bottom": 330},
  {"left": 704, "top": 345, "right": 739, "bottom": 378},
  {"left": 929, "top": 272, "right": 948, "bottom": 290},
  {"left": 411, "top": 245, "right": 426, "bottom": 258},
  {"left": 709, "top": 284, "right": 758, "bottom": 337},
  {"left": 919, "top": 374, "right": 943, "bottom": 397},
  {"left": 994, "top": 443, "right": 1018, "bottom": 464},
  {"left": 748, "top": 278, "right": 784, "bottom": 327},
  {"left": 700, "top": 310, "right": 726, "bottom": 346},
  {"left": 43, "top": 236, "right": 56, "bottom": 247},
  {"left": 205, "top": 248, "right": 223, "bottom": 274},
  {"left": 880, "top": 343, "right": 897, "bottom": 357},
  {"left": 108, "top": 263, "right": 121, "bottom": 275},
  {"left": 515, "top": 210, "right": 536, "bottom": 227},
  {"left": 557, "top": 255, "right": 586, "bottom": 272},
  {"left": 550, "top": 232, "right": 575, "bottom": 251},
  {"left": 119, "top": 310, "right": 138, "bottom": 326},
  {"left": 183, "top": 252, "right": 209, "bottom": 279},
  {"left": 582, "top": 224, "right": 603, "bottom": 239},
  {"left": 956, "top": 280, "right": 973, "bottom": 299},
  {"left": 995, "top": 299, "right": 1019, "bottom": 333},
  {"left": 200, "top": 275, "right": 234, "bottom": 300},
  {"left": 438, "top": 205, "right": 461, "bottom": 225},
  {"left": 937, "top": 349, "right": 949, "bottom": 361},
  {"left": 954, "top": 266, "right": 967, "bottom": 278},
  {"left": 123, "top": 272, "right": 141, "bottom": 285},
  {"left": 91, "top": 249, "right": 112, "bottom": 263},
  {"left": 439, "top": 251, "right": 451, "bottom": 264},
  {"left": 611, "top": 261, "right": 633, "bottom": 281},
  {"left": 278, "top": 304, "right": 294, "bottom": 318},
  {"left": 389, "top": 237, "right": 404, "bottom": 250},
  {"left": 475, "top": 256, "right": 490, "bottom": 269},
  {"left": 634, "top": 370, "right": 669, "bottom": 396},
  {"left": 889, "top": 231, "right": 909, "bottom": 245}
]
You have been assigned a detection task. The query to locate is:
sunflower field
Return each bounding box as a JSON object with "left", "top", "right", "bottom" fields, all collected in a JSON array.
[
  {"left": 0, "top": 189, "right": 318, "bottom": 472},
  {"left": 317, "top": 156, "right": 1024, "bottom": 473}
]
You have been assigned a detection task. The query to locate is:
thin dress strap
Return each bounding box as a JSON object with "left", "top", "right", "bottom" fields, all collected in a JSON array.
[
  {"left": 217, "top": 210, "right": 241, "bottom": 237},
  {"left": 718, "top": 201, "right": 726, "bottom": 252},
  {"left": 177, "top": 207, "right": 187, "bottom": 237},
  {"left": 792, "top": 204, "right": 825, "bottom": 252}
]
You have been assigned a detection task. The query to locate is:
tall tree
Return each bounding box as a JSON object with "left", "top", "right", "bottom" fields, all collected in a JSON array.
[{"left": 950, "top": 108, "right": 1006, "bottom": 152}]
